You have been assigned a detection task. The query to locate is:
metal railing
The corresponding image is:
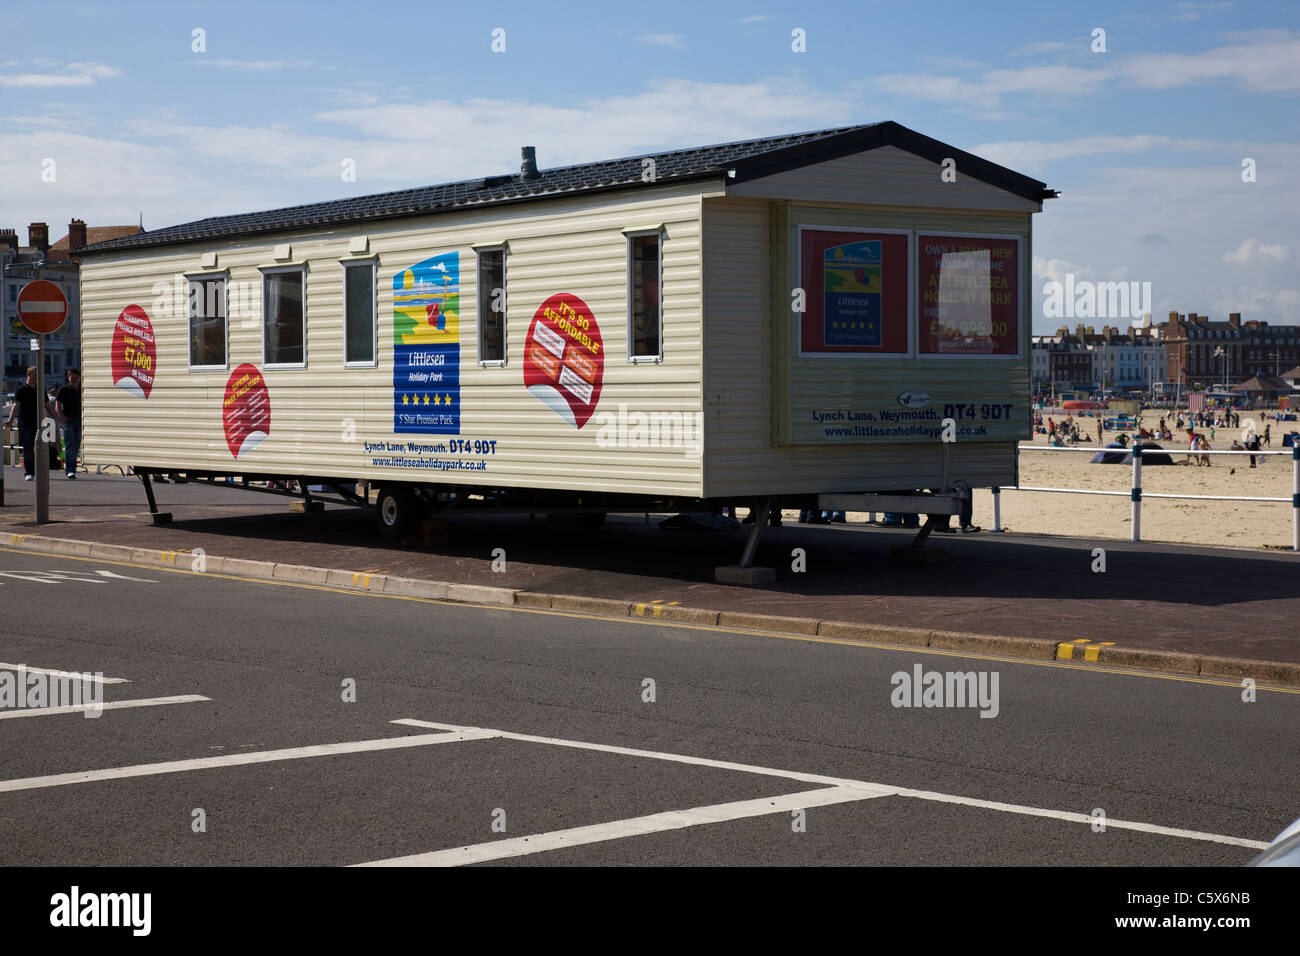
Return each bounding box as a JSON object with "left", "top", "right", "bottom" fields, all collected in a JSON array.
[{"left": 990, "top": 443, "right": 1300, "bottom": 551}]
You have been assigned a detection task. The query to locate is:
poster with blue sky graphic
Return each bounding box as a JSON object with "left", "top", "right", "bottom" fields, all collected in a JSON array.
[{"left": 393, "top": 252, "right": 461, "bottom": 434}]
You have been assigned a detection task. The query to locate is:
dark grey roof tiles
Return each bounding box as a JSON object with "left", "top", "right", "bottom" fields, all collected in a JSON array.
[{"left": 80, "top": 122, "right": 1054, "bottom": 255}]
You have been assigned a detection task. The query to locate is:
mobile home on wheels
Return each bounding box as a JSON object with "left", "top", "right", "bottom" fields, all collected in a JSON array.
[{"left": 78, "top": 122, "right": 1056, "bottom": 570}]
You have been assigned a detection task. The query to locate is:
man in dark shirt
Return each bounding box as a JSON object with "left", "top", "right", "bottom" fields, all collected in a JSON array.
[
  {"left": 57, "top": 368, "right": 82, "bottom": 479},
  {"left": 3, "top": 366, "right": 40, "bottom": 480}
]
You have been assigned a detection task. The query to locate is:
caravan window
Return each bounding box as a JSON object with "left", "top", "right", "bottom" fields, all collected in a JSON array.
[
  {"left": 187, "top": 275, "right": 227, "bottom": 369},
  {"left": 627, "top": 231, "right": 662, "bottom": 361},
  {"left": 343, "top": 260, "right": 376, "bottom": 366},
  {"left": 477, "top": 247, "right": 506, "bottom": 365},
  {"left": 262, "top": 267, "right": 306, "bottom": 368}
]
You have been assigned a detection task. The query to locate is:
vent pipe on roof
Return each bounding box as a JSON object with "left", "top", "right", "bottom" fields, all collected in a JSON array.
[{"left": 520, "top": 146, "right": 539, "bottom": 180}]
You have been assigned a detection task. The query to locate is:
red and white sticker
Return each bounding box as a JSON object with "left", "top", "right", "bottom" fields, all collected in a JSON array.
[
  {"left": 523, "top": 293, "right": 604, "bottom": 428},
  {"left": 110, "top": 305, "right": 157, "bottom": 400},
  {"left": 222, "top": 363, "right": 271, "bottom": 459}
]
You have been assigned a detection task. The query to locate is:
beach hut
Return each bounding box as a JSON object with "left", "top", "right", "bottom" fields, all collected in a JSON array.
[{"left": 76, "top": 122, "right": 1056, "bottom": 567}]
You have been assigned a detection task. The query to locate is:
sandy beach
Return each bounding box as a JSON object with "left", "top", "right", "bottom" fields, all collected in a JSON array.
[
  {"left": 974, "top": 408, "right": 1298, "bottom": 550},
  {"left": 780, "top": 408, "right": 1299, "bottom": 551}
]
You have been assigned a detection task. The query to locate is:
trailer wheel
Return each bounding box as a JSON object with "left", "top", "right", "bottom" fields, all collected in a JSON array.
[{"left": 375, "top": 486, "right": 418, "bottom": 541}]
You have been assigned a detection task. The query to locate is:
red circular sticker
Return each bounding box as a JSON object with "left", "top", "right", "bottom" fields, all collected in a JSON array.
[
  {"left": 222, "top": 363, "right": 271, "bottom": 459},
  {"left": 523, "top": 293, "right": 603, "bottom": 429},
  {"left": 110, "top": 305, "right": 157, "bottom": 399}
]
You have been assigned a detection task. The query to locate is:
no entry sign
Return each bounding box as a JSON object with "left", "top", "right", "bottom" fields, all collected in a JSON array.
[{"left": 17, "top": 280, "right": 68, "bottom": 335}]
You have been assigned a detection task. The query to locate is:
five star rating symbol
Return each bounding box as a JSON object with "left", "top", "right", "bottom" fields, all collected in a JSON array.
[{"left": 401, "top": 393, "right": 454, "bottom": 406}]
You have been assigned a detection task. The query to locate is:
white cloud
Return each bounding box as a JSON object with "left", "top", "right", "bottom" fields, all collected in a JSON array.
[
  {"left": 877, "top": 30, "right": 1300, "bottom": 112},
  {"left": 0, "top": 61, "right": 121, "bottom": 87},
  {"left": 875, "top": 64, "right": 1108, "bottom": 109},
  {"left": 312, "top": 78, "right": 852, "bottom": 181},
  {"left": 1223, "top": 238, "right": 1288, "bottom": 264},
  {"left": 637, "top": 33, "right": 686, "bottom": 50},
  {"left": 1008, "top": 40, "right": 1071, "bottom": 56},
  {"left": 970, "top": 135, "right": 1230, "bottom": 173},
  {"left": 1119, "top": 30, "right": 1300, "bottom": 91},
  {"left": 1167, "top": 1, "right": 1234, "bottom": 22},
  {"left": 191, "top": 57, "right": 313, "bottom": 71}
]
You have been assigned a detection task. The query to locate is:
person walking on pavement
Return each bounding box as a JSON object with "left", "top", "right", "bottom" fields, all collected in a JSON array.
[
  {"left": 56, "top": 368, "right": 82, "bottom": 479},
  {"left": 3, "top": 366, "right": 41, "bottom": 481}
]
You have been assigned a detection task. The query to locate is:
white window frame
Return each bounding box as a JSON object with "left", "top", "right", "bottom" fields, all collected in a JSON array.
[
  {"left": 260, "top": 264, "right": 308, "bottom": 370},
  {"left": 340, "top": 257, "right": 378, "bottom": 369},
  {"left": 474, "top": 244, "right": 508, "bottom": 367},
  {"left": 185, "top": 271, "right": 230, "bottom": 371},
  {"left": 625, "top": 228, "right": 664, "bottom": 363}
]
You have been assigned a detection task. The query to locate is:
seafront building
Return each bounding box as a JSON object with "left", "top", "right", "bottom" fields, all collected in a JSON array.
[{"left": 1031, "top": 311, "right": 1300, "bottom": 396}]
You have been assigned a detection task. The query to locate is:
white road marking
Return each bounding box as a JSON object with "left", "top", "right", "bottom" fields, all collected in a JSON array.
[
  {"left": 356, "top": 785, "right": 881, "bottom": 867},
  {"left": 390, "top": 718, "right": 881, "bottom": 789},
  {"left": 0, "top": 730, "right": 496, "bottom": 794},
  {"left": 0, "top": 569, "right": 157, "bottom": 585},
  {"left": 389, "top": 718, "right": 1269, "bottom": 853},
  {"left": 0, "top": 694, "right": 209, "bottom": 720},
  {"left": 0, "top": 663, "right": 129, "bottom": 684}
]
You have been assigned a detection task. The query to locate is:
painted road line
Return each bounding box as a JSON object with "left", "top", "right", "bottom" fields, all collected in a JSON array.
[
  {"left": 391, "top": 718, "right": 1269, "bottom": 851},
  {"left": 392, "top": 718, "right": 891, "bottom": 790},
  {"left": 356, "top": 785, "right": 882, "bottom": 867},
  {"left": 0, "top": 663, "right": 130, "bottom": 684},
  {"left": 0, "top": 729, "right": 498, "bottom": 794},
  {"left": 0, "top": 694, "right": 210, "bottom": 720}
]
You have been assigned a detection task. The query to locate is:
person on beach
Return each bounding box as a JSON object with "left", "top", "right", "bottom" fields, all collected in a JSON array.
[
  {"left": 1247, "top": 434, "right": 1261, "bottom": 467},
  {"left": 1264, "top": 424, "right": 1271, "bottom": 447},
  {"left": 1048, "top": 419, "right": 1056, "bottom": 440},
  {"left": 1195, "top": 433, "right": 1212, "bottom": 466},
  {"left": 1097, "top": 419, "right": 1104, "bottom": 444}
]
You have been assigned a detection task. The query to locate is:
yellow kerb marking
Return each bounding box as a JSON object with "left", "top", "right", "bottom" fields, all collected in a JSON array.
[
  {"left": 1084, "top": 645, "right": 1101, "bottom": 662},
  {"left": 1057, "top": 643, "right": 1074, "bottom": 660}
]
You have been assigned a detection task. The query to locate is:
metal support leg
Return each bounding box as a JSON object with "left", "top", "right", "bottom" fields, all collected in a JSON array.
[
  {"left": 910, "top": 515, "right": 939, "bottom": 548},
  {"left": 738, "top": 497, "right": 771, "bottom": 568},
  {"left": 138, "top": 471, "right": 173, "bottom": 524},
  {"left": 140, "top": 472, "right": 159, "bottom": 514}
]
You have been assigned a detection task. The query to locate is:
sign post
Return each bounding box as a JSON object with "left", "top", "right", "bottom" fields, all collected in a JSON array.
[{"left": 17, "top": 279, "right": 68, "bottom": 525}]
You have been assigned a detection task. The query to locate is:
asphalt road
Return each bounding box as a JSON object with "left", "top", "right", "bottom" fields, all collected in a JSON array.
[{"left": 0, "top": 547, "right": 1294, "bottom": 867}]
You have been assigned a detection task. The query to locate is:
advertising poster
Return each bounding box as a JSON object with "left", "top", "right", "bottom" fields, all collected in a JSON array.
[
  {"left": 523, "top": 292, "right": 604, "bottom": 428},
  {"left": 110, "top": 304, "right": 157, "bottom": 399},
  {"left": 799, "top": 230, "right": 908, "bottom": 354},
  {"left": 222, "top": 363, "right": 271, "bottom": 459},
  {"left": 394, "top": 252, "right": 461, "bottom": 434},
  {"left": 917, "top": 235, "right": 1019, "bottom": 355}
]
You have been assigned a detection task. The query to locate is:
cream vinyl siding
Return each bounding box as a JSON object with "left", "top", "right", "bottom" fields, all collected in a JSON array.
[
  {"left": 701, "top": 196, "right": 1023, "bottom": 497},
  {"left": 81, "top": 184, "right": 706, "bottom": 496},
  {"left": 728, "top": 145, "right": 1042, "bottom": 214}
]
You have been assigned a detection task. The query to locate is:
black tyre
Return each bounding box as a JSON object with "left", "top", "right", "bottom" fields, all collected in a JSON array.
[{"left": 375, "top": 486, "right": 418, "bottom": 541}]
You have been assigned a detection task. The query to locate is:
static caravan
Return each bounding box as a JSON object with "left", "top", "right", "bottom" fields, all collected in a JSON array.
[{"left": 79, "top": 122, "right": 1056, "bottom": 567}]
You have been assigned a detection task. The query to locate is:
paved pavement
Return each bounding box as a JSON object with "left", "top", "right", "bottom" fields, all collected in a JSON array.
[{"left": 3, "top": 468, "right": 1299, "bottom": 671}]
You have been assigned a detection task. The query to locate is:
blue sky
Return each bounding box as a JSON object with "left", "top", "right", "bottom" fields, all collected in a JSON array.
[{"left": 2, "top": 0, "right": 1296, "bottom": 330}]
